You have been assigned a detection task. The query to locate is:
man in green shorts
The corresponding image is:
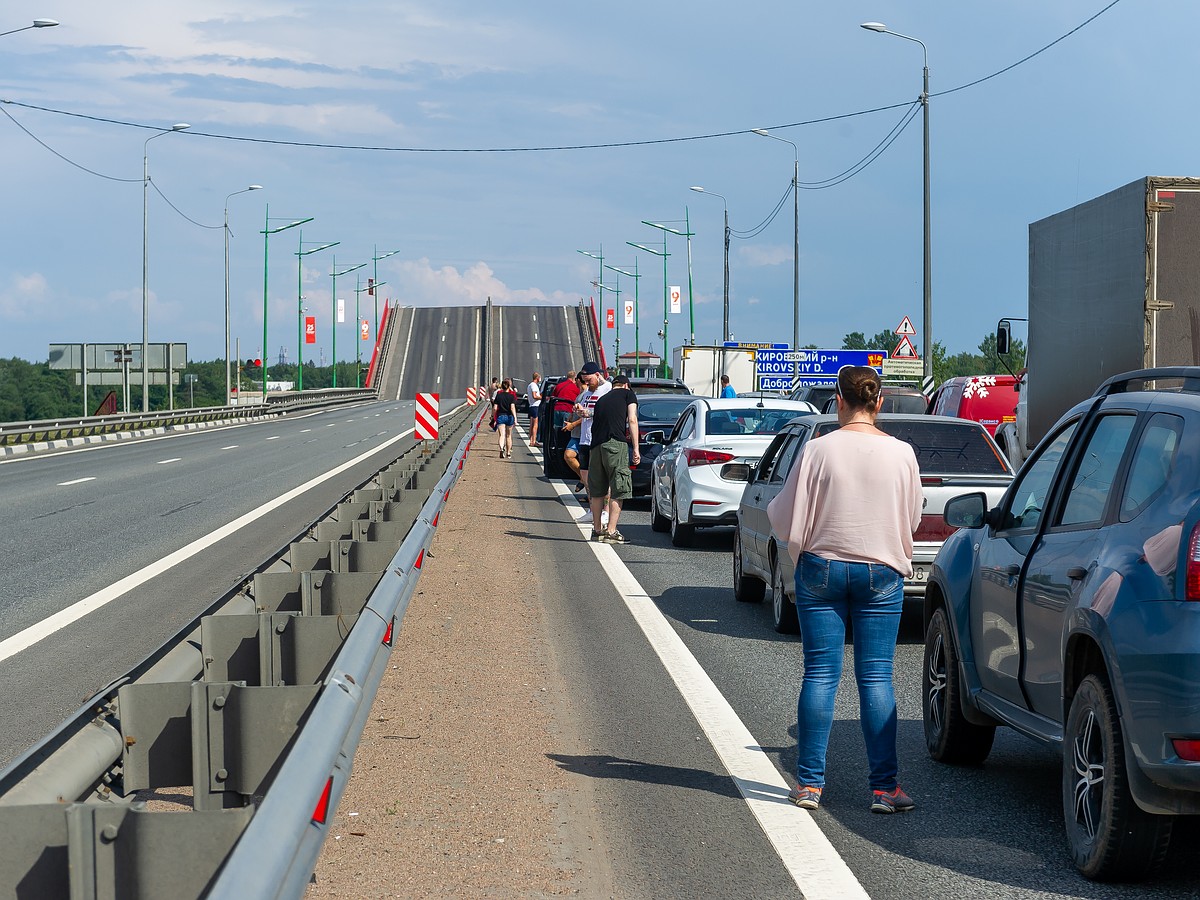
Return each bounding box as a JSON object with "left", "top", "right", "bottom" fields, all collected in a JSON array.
[{"left": 586, "top": 373, "right": 639, "bottom": 544}]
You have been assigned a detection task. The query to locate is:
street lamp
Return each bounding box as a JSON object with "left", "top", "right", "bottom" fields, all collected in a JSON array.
[
  {"left": 372, "top": 247, "right": 400, "bottom": 339},
  {"left": 330, "top": 259, "right": 367, "bottom": 387},
  {"left": 0, "top": 19, "right": 58, "bottom": 37},
  {"left": 577, "top": 248, "right": 608, "bottom": 351},
  {"left": 751, "top": 128, "right": 800, "bottom": 379},
  {"left": 261, "top": 207, "right": 313, "bottom": 397},
  {"left": 224, "top": 184, "right": 262, "bottom": 403},
  {"left": 862, "top": 20, "right": 932, "bottom": 381},
  {"left": 690, "top": 187, "right": 730, "bottom": 345},
  {"left": 296, "top": 235, "right": 339, "bottom": 391},
  {"left": 606, "top": 263, "right": 641, "bottom": 376},
  {"left": 592, "top": 278, "right": 620, "bottom": 367},
  {"left": 354, "top": 276, "right": 379, "bottom": 387},
  {"left": 142, "top": 122, "right": 189, "bottom": 412},
  {"left": 627, "top": 241, "right": 669, "bottom": 378},
  {"left": 644, "top": 216, "right": 696, "bottom": 347}
]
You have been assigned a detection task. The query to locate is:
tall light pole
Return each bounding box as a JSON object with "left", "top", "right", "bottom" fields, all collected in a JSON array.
[
  {"left": 642, "top": 219, "right": 696, "bottom": 347},
  {"left": 0, "top": 18, "right": 58, "bottom": 37},
  {"left": 141, "top": 123, "right": 189, "bottom": 411},
  {"left": 224, "top": 184, "right": 262, "bottom": 403},
  {"left": 863, "top": 21, "right": 932, "bottom": 382},
  {"left": 627, "top": 241, "right": 669, "bottom": 377},
  {"left": 606, "top": 263, "right": 641, "bottom": 376},
  {"left": 372, "top": 247, "right": 400, "bottom": 340},
  {"left": 751, "top": 128, "right": 800, "bottom": 378},
  {"left": 330, "top": 259, "right": 367, "bottom": 387},
  {"left": 577, "top": 247, "right": 607, "bottom": 350},
  {"left": 354, "top": 276, "right": 376, "bottom": 386},
  {"left": 296, "top": 236, "right": 339, "bottom": 390},
  {"left": 261, "top": 208, "right": 313, "bottom": 397},
  {"left": 689, "top": 187, "right": 730, "bottom": 344},
  {"left": 592, "top": 278, "right": 619, "bottom": 367}
]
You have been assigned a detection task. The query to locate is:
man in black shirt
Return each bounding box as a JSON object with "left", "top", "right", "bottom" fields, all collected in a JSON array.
[{"left": 587, "top": 373, "right": 639, "bottom": 544}]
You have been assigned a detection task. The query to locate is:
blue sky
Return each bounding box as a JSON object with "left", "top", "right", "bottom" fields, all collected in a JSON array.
[{"left": 0, "top": 1, "right": 1181, "bottom": 369}]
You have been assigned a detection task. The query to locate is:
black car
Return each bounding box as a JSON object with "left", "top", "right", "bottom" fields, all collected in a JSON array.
[
  {"left": 627, "top": 376, "right": 691, "bottom": 395},
  {"left": 631, "top": 393, "right": 694, "bottom": 496},
  {"left": 787, "top": 383, "right": 836, "bottom": 410}
]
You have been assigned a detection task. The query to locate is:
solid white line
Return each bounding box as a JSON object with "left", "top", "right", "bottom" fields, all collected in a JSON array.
[
  {"left": 300, "top": 428, "right": 312, "bottom": 433},
  {"left": 520, "top": 432, "right": 870, "bottom": 899},
  {"left": 157, "top": 458, "right": 182, "bottom": 465},
  {"left": 57, "top": 477, "right": 96, "bottom": 486},
  {"left": 0, "top": 426, "right": 417, "bottom": 665},
  {"left": 221, "top": 445, "right": 238, "bottom": 451},
  {"left": 266, "top": 436, "right": 280, "bottom": 441}
]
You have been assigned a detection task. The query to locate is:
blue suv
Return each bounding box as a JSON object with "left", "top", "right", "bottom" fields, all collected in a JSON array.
[{"left": 926, "top": 368, "right": 1200, "bottom": 881}]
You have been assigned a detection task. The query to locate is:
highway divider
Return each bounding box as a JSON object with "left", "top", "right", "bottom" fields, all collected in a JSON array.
[{"left": 0, "top": 400, "right": 486, "bottom": 898}]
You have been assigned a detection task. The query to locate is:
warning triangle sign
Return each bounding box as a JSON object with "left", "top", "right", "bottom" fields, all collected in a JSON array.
[
  {"left": 894, "top": 315, "right": 917, "bottom": 336},
  {"left": 891, "top": 335, "right": 919, "bottom": 359}
]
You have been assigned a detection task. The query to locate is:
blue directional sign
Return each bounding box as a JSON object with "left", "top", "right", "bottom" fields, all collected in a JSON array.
[
  {"left": 758, "top": 376, "right": 793, "bottom": 391},
  {"left": 755, "top": 348, "right": 886, "bottom": 390}
]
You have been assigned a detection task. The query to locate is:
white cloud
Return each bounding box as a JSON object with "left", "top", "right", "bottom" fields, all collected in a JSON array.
[
  {"left": 395, "top": 258, "right": 576, "bottom": 306},
  {"left": 738, "top": 245, "right": 791, "bottom": 267}
]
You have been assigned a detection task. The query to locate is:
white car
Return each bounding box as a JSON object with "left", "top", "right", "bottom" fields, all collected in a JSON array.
[{"left": 650, "top": 397, "right": 817, "bottom": 547}]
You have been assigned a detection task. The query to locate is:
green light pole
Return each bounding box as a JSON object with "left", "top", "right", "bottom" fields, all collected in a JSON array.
[
  {"left": 262, "top": 207, "right": 313, "bottom": 396},
  {"left": 594, "top": 279, "right": 620, "bottom": 370},
  {"left": 354, "top": 276, "right": 379, "bottom": 387},
  {"left": 628, "top": 240, "right": 669, "bottom": 377},
  {"left": 295, "top": 235, "right": 338, "bottom": 391},
  {"left": 224, "top": 184, "right": 262, "bottom": 403},
  {"left": 577, "top": 248, "right": 608, "bottom": 352},
  {"left": 642, "top": 218, "right": 695, "bottom": 346},
  {"left": 606, "top": 263, "right": 640, "bottom": 376},
  {"left": 372, "top": 247, "right": 400, "bottom": 339},
  {"left": 330, "top": 259, "right": 367, "bottom": 387}
]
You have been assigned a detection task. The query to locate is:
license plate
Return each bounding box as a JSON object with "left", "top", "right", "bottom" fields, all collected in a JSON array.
[{"left": 907, "top": 565, "right": 929, "bottom": 583}]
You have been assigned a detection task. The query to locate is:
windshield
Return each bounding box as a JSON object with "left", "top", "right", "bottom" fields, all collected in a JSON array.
[
  {"left": 638, "top": 396, "right": 692, "bottom": 423},
  {"left": 705, "top": 407, "right": 811, "bottom": 437},
  {"left": 813, "top": 419, "right": 1010, "bottom": 474}
]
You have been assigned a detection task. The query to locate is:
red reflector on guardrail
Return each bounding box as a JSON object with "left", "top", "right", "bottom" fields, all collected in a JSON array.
[
  {"left": 414, "top": 549, "right": 424, "bottom": 570},
  {"left": 312, "top": 776, "right": 334, "bottom": 824},
  {"left": 382, "top": 619, "right": 394, "bottom": 647},
  {"left": 432, "top": 512, "right": 439, "bottom": 527}
]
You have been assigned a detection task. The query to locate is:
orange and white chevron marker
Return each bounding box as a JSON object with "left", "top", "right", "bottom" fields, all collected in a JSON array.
[
  {"left": 415, "top": 392, "right": 439, "bottom": 439},
  {"left": 466, "top": 386, "right": 478, "bottom": 405}
]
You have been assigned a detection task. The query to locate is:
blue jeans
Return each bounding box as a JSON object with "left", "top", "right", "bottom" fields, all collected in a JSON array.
[{"left": 793, "top": 552, "right": 904, "bottom": 792}]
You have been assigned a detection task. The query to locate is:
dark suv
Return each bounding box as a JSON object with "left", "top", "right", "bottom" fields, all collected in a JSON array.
[{"left": 926, "top": 367, "right": 1200, "bottom": 881}]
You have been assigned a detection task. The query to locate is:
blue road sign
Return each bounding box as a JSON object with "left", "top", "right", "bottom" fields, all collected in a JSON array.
[
  {"left": 758, "top": 375, "right": 792, "bottom": 391},
  {"left": 783, "top": 349, "right": 885, "bottom": 377}
]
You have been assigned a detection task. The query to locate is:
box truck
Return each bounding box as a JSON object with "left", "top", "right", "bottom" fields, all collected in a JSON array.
[{"left": 671, "top": 345, "right": 756, "bottom": 397}]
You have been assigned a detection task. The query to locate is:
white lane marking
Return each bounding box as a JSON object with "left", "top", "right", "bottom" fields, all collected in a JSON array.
[
  {"left": 0, "top": 427, "right": 417, "bottom": 665},
  {"left": 57, "top": 477, "right": 96, "bottom": 486},
  {"left": 266, "top": 436, "right": 281, "bottom": 441},
  {"left": 327, "top": 423, "right": 336, "bottom": 427},
  {"left": 517, "top": 431, "right": 870, "bottom": 900},
  {"left": 220, "top": 445, "right": 239, "bottom": 451},
  {"left": 300, "top": 428, "right": 312, "bottom": 433},
  {"left": 157, "top": 458, "right": 182, "bottom": 465}
]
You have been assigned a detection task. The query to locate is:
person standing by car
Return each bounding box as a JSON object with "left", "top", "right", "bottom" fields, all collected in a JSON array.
[
  {"left": 719, "top": 374, "right": 737, "bottom": 398},
  {"left": 575, "top": 362, "right": 610, "bottom": 526},
  {"left": 587, "top": 373, "right": 639, "bottom": 544},
  {"left": 526, "top": 372, "right": 543, "bottom": 446},
  {"left": 493, "top": 378, "right": 519, "bottom": 458},
  {"left": 766, "top": 364, "right": 922, "bottom": 814}
]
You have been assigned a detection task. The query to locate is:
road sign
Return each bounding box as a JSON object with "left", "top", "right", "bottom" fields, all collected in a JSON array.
[
  {"left": 882, "top": 358, "right": 924, "bottom": 377},
  {"left": 415, "top": 392, "right": 439, "bottom": 439},
  {"left": 892, "top": 335, "right": 918, "bottom": 359},
  {"left": 758, "top": 349, "right": 884, "bottom": 380},
  {"left": 894, "top": 315, "right": 917, "bottom": 336},
  {"left": 757, "top": 375, "right": 792, "bottom": 391},
  {"left": 753, "top": 348, "right": 795, "bottom": 376},
  {"left": 467, "top": 386, "right": 478, "bottom": 405}
]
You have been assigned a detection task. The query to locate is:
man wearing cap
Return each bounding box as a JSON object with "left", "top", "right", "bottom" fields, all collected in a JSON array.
[
  {"left": 587, "top": 373, "right": 639, "bottom": 544},
  {"left": 574, "top": 361, "right": 610, "bottom": 525}
]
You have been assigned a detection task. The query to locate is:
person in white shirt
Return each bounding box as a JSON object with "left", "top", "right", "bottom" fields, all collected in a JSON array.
[
  {"left": 574, "top": 362, "right": 610, "bottom": 525},
  {"left": 526, "top": 373, "right": 543, "bottom": 445}
]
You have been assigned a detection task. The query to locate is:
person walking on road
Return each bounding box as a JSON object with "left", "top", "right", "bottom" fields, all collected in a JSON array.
[
  {"left": 587, "top": 373, "right": 639, "bottom": 544},
  {"left": 526, "top": 372, "right": 543, "bottom": 446},
  {"left": 719, "top": 374, "right": 737, "bottom": 398},
  {"left": 766, "top": 364, "right": 922, "bottom": 814},
  {"left": 493, "top": 378, "right": 519, "bottom": 458}
]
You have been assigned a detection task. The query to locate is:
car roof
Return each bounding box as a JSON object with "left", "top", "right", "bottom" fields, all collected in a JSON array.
[
  {"left": 694, "top": 397, "right": 817, "bottom": 412},
  {"left": 790, "top": 412, "right": 984, "bottom": 427}
]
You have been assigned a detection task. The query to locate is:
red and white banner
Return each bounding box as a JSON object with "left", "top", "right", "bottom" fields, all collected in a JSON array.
[
  {"left": 415, "top": 392, "right": 439, "bottom": 439},
  {"left": 361, "top": 319, "right": 369, "bottom": 341},
  {"left": 467, "top": 386, "right": 478, "bottom": 405},
  {"left": 337, "top": 298, "right": 345, "bottom": 324},
  {"left": 606, "top": 308, "right": 615, "bottom": 329},
  {"left": 670, "top": 285, "right": 682, "bottom": 314},
  {"left": 305, "top": 316, "right": 316, "bottom": 344},
  {"left": 624, "top": 301, "right": 634, "bottom": 325}
]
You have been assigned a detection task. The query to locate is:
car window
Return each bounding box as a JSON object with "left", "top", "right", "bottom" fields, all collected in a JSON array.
[
  {"left": 769, "top": 428, "right": 806, "bottom": 483},
  {"left": 1057, "top": 414, "right": 1136, "bottom": 528},
  {"left": 705, "top": 407, "right": 809, "bottom": 436},
  {"left": 671, "top": 409, "right": 695, "bottom": 442},
  {"left": 881, "top": 391, "right": 928, "bottom": 414},
  {"left": 1119, "top": 413, "right": 1182, "bottom": 523},
  {"left": 810, "top": 419, "right": 1009, "bottom": 475},
  {"left": 638, "top": 396, "right": 692, "bottom": 422},
  {"left": 754, "top": 431, "right": 790, "bottom": 482},
  {"left": 1002, "top": 420, "right": 1080, "bottom": 531}
]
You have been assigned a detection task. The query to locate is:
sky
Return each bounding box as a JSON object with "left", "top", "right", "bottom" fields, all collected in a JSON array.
[{"left": 0, "top": 0, "right": 1187, "bottom": 370}]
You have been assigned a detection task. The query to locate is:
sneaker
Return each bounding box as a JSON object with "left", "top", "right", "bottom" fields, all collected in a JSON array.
[
  {"left": 590, "top": 530, "right": 605, "bottom": 542},
  {"left": 599, "top": 531, "right": 627, "bottom": 544},
  {"left": 870, "top": 786, "right": 915, "bottom": 814},
  {"left": 788, "top": 785, "right": 822, "bottom": 810}
]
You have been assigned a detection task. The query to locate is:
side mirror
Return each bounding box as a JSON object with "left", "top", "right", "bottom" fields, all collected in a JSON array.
[
  {"left": 944, "top": 492, "right": 988, "bottom": 529},
  {"left": 643, "top": 430, "right": 665, "bottom": 446},
  {"left": 722, "top": 461, "right": 754, "bottom": 482},
  {"left": 996, "top": 319, "right": 1011, "bottom": 355}
]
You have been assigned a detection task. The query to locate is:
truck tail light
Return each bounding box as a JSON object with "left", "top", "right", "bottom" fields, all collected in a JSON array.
[
  {"left": 686, "top": 449, "right": 735, "bottom": 467},
  {"left": 914, "top": 513, "right": 956, "bottom": 543},
  {"left": 1186, "top": 522, "right": 1200, "bottom": 601},
  {"left": 1172, "top": 738, "right": 1200, "bottom": 761}
]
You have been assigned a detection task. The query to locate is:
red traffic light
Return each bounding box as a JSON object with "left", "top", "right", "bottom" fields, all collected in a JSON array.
[{"left": 253, "top": 358, "right": 262, "bottom": 367}]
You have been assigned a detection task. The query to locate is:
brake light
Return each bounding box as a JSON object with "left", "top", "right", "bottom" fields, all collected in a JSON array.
[
  {"left": 686, "top": 448, "right": 735, "bottom": 467},
  {"left": 1186, "top": 522, "right": 1200, "bottom": 601},
  {"left": 914, "top": 514, "right": 956, "bottom": 543},
  {"left": 920, "top": 476, "right": 944, "bottom": 487},
  {"left": 1172, "top": 738, "right": 1200, "bottom": 761}
]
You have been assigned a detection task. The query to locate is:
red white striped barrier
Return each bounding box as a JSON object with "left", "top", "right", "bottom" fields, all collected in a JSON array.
[
  {"left": 466, "top": 386, "right": 478, "bottom": 405},
  {"left": 415, "top": 392, "right": 439, "bottom": 439}
]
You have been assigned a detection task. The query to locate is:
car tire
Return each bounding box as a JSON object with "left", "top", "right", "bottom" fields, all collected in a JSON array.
[
  {"left": 650, "top": 476, "right": 670, "bottom": 533},
  {"left": 923, "top": 607, "right": 995, "bottom": 764},
  {"left": 1062, "top": 673, "right": 1173, "bottom": 881},
  {"left": 733, "top": 530, "right": 765, "bottom": 603},
  {"left": 771, "top": 552, "right": 799, "bottom": 635},
  {"left": 670, "top": 497, "right": 694, "bottom": 547}
]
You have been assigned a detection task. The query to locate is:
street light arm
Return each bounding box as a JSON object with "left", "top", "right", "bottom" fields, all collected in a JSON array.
[
  {"left": 860, "top": 22, "right": 927, "bottom": 67},
  {"left": 0, "top": 19, "right": 59, "bottom": 37}
]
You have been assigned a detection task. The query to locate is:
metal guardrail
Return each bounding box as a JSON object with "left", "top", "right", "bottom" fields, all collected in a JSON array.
[{"left": 0, "top": 401, "right": 486, "bottom": 898}]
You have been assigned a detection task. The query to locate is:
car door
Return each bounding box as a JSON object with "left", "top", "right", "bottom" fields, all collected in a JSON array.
[
  {"left": 744, "top": 426, "right": 806, "bottom": 565},
  {"left": 973, "top": 417, "right": 1081, "bottom": 705},
  {"left": 656, "top": 407, "right": 696, "bottom": 513},
  {"left": 1019, "top": 411, "right": 1137, "bottom": 719}
]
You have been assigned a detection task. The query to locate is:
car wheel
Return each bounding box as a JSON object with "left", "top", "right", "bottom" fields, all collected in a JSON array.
[
  {"left": 650, "top": 475, "right": 670, "bottom": 533},
  {"left": 923, "top": 607, "right": 995, "bottom": 764},
  {"left": 733, "top": 530, "right": 765, "bottom": 603},
  {"left": 670, "top": 497, "right": 694, "bottom": 547},
  {"left": 1063, "top": 673, "right": 1173, "bottom": 881},
  {"left": 771, "top": 552, "right": 799, "bottom": 635}
]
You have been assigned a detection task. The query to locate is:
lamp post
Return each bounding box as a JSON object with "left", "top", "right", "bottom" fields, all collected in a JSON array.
[
  {"left": 330, "top": 259, "right": 367, "bottom": 387},
  {"left": 372, "top": 247, "right": 400, "bottom": 339},
  {"left": 295, "top": 236, "right": 339, "bottom": 391},
  {"left": 862, "top": 21, "right": 932, "bottom": 382},
  {"left": 141, "top": 123, "right": 189, "bottom": 411},
  {"left": 354, "top": 276, "right": 376, "bottom": 387},
  {"left": 751, "top": 128, "right": 800, "bottom": 379},
  {"left": 689, "top": 187, "right": 730, "bottom": 345},
  {"left": 606, "top": 263, "right": 641, "bottom": 376},
  {"left": 642, "top": 219, "right": 696, "bottom": 347},
  {"left": 0, "top": 18, "right": 58, "bottom": 37},
  {"left": 577, "top": 247, "right": 608, "bottom": 350},
  {"left": 224, "top": 185, "right": 262, "bottom": 403},
  {"left": 627, "top": 241, "right": 669, "bottom": 377},
  {"left": 592, "top": 278, "right": 620, "bottom": 367},
  {"left": 261, "top": 207, "right": 313, "bottom": 397}
]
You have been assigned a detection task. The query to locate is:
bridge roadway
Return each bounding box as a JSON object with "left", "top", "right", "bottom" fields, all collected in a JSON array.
[{"left": 314, "top": 428, "right": 1200, "bottom": 899}]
